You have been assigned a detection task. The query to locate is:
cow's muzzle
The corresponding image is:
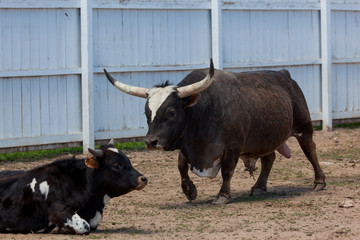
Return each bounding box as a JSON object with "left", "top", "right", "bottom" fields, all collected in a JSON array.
[
  {"left": 135, "top": 176, "right": 148, "bottom": 190},
  {"left": 145, "top": 139, "right": 163, "bottom": 150}
]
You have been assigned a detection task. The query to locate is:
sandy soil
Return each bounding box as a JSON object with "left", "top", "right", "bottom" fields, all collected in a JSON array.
[{"left": 1, "top": 127, "right": 360, "bottom": 240}]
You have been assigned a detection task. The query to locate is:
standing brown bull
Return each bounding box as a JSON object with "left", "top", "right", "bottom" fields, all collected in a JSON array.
[{"left": 104, "top": 59, "right": 326, "bottom": 204}]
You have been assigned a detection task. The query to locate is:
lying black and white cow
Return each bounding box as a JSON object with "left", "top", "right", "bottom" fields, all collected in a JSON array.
[{"left": 0, "top": 141, "right": 147, "bottom": 234}]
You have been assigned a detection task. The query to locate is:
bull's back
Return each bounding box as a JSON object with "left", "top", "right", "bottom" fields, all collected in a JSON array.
[{"left": 182, "top": 69, "right": 298, "bottom": 156}]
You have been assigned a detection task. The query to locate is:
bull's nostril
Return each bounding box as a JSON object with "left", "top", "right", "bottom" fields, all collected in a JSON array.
[
  {"left": 141, "top": 176, "right": 148, "bottom": 184},
  {"left": 150, "top": 140, "right": 158, "bottom": 147},
  {"left": 145, "top": 139, "right": 158, "bottom": 149}
]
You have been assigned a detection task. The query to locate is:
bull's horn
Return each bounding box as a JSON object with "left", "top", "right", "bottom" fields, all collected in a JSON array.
[
  {"left": 88, "top": 148, "right": 104, "bottom": 158},
  {"left": 104, "top": 69, "right": 148, "bottom": 98},
  {"left": 177, "top": 58, "right": 215, "bottom": 98}
]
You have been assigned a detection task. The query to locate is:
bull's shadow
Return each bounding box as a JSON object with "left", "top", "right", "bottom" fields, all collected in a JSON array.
[
  {"left": 159, "top": 185, "right": 314, "bottom": 209},
  {"left": 230, "top": 185, "right": 313, "bottom": 204}
]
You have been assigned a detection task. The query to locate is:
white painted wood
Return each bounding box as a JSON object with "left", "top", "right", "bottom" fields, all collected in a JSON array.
[
  {"left": 0, "top": 0, "right": 79, "bottom": 8},
  {"left": 225, "top": 60, "right": 322, "bottom": 69},
  {"left": 211, "top": 0, "right": 222, "bottom": 69},
  {"left": 12, "top": 78, "right": 22, "bottom": 138},
  {"left": 95, "top": 129, "right": 147, "bottom": 141},
  {"left": 0, "top": 68, "right": 82, "bottom": 78},
  {"left": 333, "top": 111, "right": 360, "bottom": 120},
  {"left": 81, "top": 0, "right": 95, "bottom": 153},
  {"left": 93, "top": 1, "right": 211, "bottom": 10},
  {"left": 1, "top": 1, "right": 360, "bottom": 150},
  {"left": 321, "top": 0, "right": 332, "bottom": 130},
  {"left": 39, "top": 76, "right": 50, "bottom": 136},
  {"left": 0, "top": 134, "right": 83, "bottom": 149},
  {"left": 57, "top": 76, "right": 68, "bottom": 134},
  {"left": 30, "top": 77, "right": 41, "bottom": 137},
  {"left": 222, "top": 1, "right": 321, "bottom": 10},
  {"left": 0, "top": 79, "right": 4, "bottom": 139},
  {"left": 2, "top": 79, "right": 13, "bottom": 139},
  {"left": 21, "top": 78, "right": 32, "bottom": 137}
]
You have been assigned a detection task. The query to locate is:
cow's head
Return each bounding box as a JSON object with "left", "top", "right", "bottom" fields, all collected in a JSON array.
[
  {"left": 86, "top": 141, "right": 147, "bottom": 197},
  {"left": 104, "top": 60, "right": 215, "bottom": 151}
]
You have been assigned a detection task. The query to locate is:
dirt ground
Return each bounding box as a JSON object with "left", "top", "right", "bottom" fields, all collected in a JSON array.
[{"left": 1, "top": 127, "right": 360, "bottom": 240}]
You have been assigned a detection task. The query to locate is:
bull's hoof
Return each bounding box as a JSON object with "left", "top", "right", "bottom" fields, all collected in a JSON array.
[
  {"left": 250, "top": 186, "right": 267, "bottom": 196},
  {"left": 182, "top": 181, "right": 197, "bottom": 201},
  {"left": 313, "top": 181, "right": 326, "bottom": 191},
  {"left": 212, "top": 194, "right": 230, "bottom": 205}
]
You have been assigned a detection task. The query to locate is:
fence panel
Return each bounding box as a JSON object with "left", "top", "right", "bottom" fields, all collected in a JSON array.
[{"left": 0, "top": 0, "right": 359, "bottom": 151}]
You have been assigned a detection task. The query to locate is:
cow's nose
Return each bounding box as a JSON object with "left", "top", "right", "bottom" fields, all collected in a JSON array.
[
  {"left": 145, "top": 139, "right": 158, "bottom": 149},
  {"left": 141, "top": 176, "right": 148, "bottom": 185},
  {"left": 136, "top": 176, "right": 147, "bottom": 190}
]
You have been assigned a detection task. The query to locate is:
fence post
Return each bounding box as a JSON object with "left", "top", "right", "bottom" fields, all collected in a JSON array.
[
  {"left": 211, "top": 0, "right": 223, "bottom": 70},
  {"left": 320, "top": 0, "right": 332, "bottom": 130},
  {"left": 81, "top": 0, "right": 94, "bottom": 153}
]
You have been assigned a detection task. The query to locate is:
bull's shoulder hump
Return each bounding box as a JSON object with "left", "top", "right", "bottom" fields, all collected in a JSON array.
[
  {"left": 279, "top": 69, "right": 291, "bottom": 78},
  {"left": 177, "top": 69, "right": 209, "bottom": 87}
]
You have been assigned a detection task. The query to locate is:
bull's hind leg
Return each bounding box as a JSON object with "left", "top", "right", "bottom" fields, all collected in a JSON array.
[
  {"left": 178, "top": 151, "right": 197, "bottom": 201},
  {"left": 295, "top": 132, "right": 326, "bottom": 190},
  {"left": 250, "top": 152, "right": 275, "bottom": 196},
  {"left": 213, "top": 149, "right": 239, "bottom": 205}
]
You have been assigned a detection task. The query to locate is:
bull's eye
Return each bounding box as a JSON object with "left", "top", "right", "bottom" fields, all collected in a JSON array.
[{"left": 166, "top": 108, "right": 176, "bottom": 119}]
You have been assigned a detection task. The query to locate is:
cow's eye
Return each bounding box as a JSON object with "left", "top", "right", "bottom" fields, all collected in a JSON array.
[{"left": 112, "top": 163, "right": 122, "bottom": 170}]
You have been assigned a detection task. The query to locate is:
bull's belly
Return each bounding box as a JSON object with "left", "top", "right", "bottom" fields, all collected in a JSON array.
[{"left": 189, "top": 159, "right": 221, "bottom": 178}]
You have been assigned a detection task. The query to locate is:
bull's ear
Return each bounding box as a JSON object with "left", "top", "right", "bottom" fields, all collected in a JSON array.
[
  {"left": 85, "top": 157, "right": 100, "bottom": 169},
  {"left": 184, "top": 93, "right": 200, "bottom": 109}
]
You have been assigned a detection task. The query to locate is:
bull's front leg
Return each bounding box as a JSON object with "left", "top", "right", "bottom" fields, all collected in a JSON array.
[
  {"left": 250, "top": 152, "right": 275, "bottom": 196},
  {"left": 213, "top": 149, "right": 239, "bottom": 205},
  {"left": 178, "top": 151, "right": 197, "bottom": 201}
]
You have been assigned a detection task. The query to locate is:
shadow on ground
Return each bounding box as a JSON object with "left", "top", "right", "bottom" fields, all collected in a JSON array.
[{"left": 95, "top": 227, "right": 153, "bottom": 235}]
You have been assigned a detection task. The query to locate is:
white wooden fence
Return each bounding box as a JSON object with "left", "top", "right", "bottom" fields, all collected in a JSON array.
[{"left": 0, "top": 0, "right": 360, "bottom": 153}]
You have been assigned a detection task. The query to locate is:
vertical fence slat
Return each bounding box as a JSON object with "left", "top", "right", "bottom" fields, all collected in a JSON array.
[
  {"left": 81, "top": 0, "right": 94, "bottom": 153},
  {"left": 211, "top": 0, "right": 222, "bottom": 69},
  {"left": 321, "top": 0, "right": 332, "bottom": 130}
]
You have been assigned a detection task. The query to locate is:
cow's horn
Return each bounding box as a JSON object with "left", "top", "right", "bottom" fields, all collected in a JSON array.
[
  {"left": 108, "top": 138, "right": 115, "bottom": 145},
  {"left": 177, "top": 58, "right": 215, "bottom": 98},
  {"left": 88, "top": 148, "right": 104, "bottom": 158},
  {"left": 104, "top": 69, "right": 148, "bottom": 98}
]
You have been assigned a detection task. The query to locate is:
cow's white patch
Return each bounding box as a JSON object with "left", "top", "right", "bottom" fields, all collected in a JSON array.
[
  {"left": 36, "top": 228, "right": 46, "bottom": 233},
  {"left": 191, "top": 159, "right": 221, "bottom": 179},
  {"left": 89, "top": 211, "right": 102, "bottom": 229},
  {"left": 28, "top": 178, "right": 37, "bottom": 192},
  {"left": 108, "top": 148, "right": 119, "bottom": 153},
  {"left": 103, "top": 195, "right": 111, "bottom": 205},
  {"left": 64, "top": 213, "right": 90, "bottom": 234},
  {"left": 147, "top": 86, "right": 176, "bottom": 122},
  {"left": 39, "top": 181, "right": 50, "bottom": 200}
]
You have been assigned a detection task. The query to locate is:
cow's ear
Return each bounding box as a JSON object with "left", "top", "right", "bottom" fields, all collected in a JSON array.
[
  {"left": 184, "top": 93, "right": 200, "bottom": 109},
  {"left": 85, "top": 157, "right": 100, "bottom": 169}
]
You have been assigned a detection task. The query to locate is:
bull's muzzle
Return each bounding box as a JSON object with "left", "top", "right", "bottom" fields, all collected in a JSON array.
[
  {"left": 135, "top": 176, "right": 148, "bottom": 190},
  {"left": 145, "top": 139, "right": 163, "bottom": 150}
]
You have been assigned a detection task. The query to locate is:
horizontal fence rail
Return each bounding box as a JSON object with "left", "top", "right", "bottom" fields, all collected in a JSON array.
[{"left": 0, "top": 0, "right": 360, "bottom": 153}]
